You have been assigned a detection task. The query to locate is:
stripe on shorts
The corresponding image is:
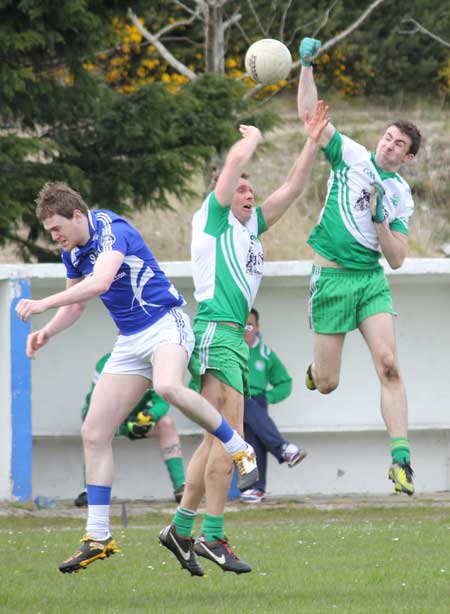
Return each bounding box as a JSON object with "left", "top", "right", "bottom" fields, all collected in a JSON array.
[
  {"left": 308, "top": 265, "right": 322, "bottom": 330},
  {"left": 199, "top": 322, "right": 216, "bottom": 373},
  {"left": 170, "top": 308, "right": 187, "bottom": 346}
]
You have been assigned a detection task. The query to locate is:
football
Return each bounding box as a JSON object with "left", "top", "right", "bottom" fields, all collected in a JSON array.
[{"left": 245, "top": 39, "right": 293, "bottom": 85}]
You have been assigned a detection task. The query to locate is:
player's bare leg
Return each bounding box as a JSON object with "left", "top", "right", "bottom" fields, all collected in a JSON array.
[
  {"left": 152, "top": 343, "right": 257, "bottom": 487},
  {"left": 307, "top": 333, "right": 345, "bottom": 393},
  {"left": 359, "top": 313, "right": 413, "bottom": 495},
  {"left": 191, "top": 374, "right": 252, "bottom": 574},
  {"left": 59, "top": 373, "right": 148, "bottom": 573}
]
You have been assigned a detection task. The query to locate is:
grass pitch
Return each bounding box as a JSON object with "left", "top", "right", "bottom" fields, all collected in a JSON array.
[{"left": 1, "top": 499, "right": 449, "bottom": 613}]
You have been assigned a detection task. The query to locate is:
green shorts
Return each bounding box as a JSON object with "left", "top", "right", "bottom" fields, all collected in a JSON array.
[
  {"left": 308, "top": 265, "right": 396, "bottom": 334},
  {"left": 189, "top": 320, "right": 249, "bottom": 395}
]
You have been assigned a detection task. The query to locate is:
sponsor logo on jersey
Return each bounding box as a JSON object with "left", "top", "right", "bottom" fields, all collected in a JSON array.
[
  {"left": 390, "top": 194, "right": 399, "bottom": 207},
  {"left": 363, "top": 167, "right": 376, "bottom": 181}
]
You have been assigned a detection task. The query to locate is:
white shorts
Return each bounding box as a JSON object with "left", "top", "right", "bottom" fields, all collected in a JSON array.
[{"left": 103, "top": 308, "right": 195, "bottom": 380}]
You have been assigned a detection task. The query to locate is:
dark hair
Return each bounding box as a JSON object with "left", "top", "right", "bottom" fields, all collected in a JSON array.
[
  {"left": 36, "top": 182, "right": 88, "bottom": 221},
  {"left": 391, "top": 120, "right": 422, "bottom": 156},
  {"left": 250, "top": 307, "right": 259, "bottom": 323}
]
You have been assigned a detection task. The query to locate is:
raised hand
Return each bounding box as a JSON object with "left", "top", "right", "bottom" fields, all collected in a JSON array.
[
  {"left": 239, "top": 124, "right": 263, "bottom": 144},
  {"left": 303, "top": 100, "right": 330, "bottom": 143},
  {"left": 299, "top": 37, "right": 321, "bottom": 67}
]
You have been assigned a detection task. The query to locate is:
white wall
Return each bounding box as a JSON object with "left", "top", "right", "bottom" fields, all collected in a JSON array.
[{"left": 2, "top": 259, "right": 450, "bottom": 501}]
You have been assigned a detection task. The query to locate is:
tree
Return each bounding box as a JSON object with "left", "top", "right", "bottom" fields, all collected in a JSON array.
[{"left": 0, "top": 2, "right": 274, "bottom": 261}]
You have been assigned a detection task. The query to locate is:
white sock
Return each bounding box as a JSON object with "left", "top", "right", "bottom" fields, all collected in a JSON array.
[
  {"left": 222, "top": 431, "right": 248, "bottom": 455},
  {"left": 86, "top": 504, "right": 110, "bottom": 539}
]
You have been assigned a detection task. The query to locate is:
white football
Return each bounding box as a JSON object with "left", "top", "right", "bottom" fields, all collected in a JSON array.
[{"left": 245, "top": 39, "right": 293, "bottom": 85}]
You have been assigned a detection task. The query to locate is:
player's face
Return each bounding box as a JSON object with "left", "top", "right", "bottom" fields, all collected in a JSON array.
[
  {"left": 231, "top": 178, "right": 255, "bottom": 224},
  {"left": 43, "top": 211, "right": 87, "bottom": 250},
  {"left": 375, "top": 125, "right": 414, "bottom": 171},
  {"left": 244, "top": 312, "right": 259, "bottom": 347}
]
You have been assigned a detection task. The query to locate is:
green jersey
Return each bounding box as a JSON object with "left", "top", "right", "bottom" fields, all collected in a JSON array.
[
  {"left": 248, "top": 337, "right": 292, "bottom": 404},
  {"left": 191, "top": 191, "right": 267, "bottom": 327},
  {"left": 308, "top": 131, "right": 414, "bottom": 270},
  {"left": 81, "top": 353, "right": 169, "bottom": 423}
]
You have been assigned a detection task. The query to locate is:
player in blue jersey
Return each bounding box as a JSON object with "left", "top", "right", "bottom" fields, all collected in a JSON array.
[{"left": 15, "top": 182, "right": 259, "bottom": 575}]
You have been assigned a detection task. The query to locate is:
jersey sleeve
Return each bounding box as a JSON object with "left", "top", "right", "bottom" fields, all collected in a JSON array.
[
  {"left": 265, "top": 349, "right": 293, "bottom": 404},
  {"left": 97, "top": 218, "right": 131, "bottom": 256},
  {"left": 61, "top": 251, "right": 82, "bottom": 279},
  {"left": 389, "top": 185, "right": 414, "bottom": 236},
  {"left": 322, "top": 130, "right": 344, "bottom": 169},
  {"left": 202, "top": 191, "right": 231, "bottom": 237},
  {"left": 256, "top": 206, "right": 267, "bottom": 236}
]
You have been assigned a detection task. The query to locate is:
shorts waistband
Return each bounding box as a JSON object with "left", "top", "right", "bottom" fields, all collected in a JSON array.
[{"left": 312, "top": 264, "right": 382, "bottom": 277}]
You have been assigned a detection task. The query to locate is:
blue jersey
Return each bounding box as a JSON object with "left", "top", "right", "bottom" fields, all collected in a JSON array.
[{"left": 61, "top": 210, "right": 185, "bottom": 335}]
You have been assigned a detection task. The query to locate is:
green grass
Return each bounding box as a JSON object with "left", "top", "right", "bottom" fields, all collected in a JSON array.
[{"left": 1, "top": 504, "right": 450, "bottom": 613}]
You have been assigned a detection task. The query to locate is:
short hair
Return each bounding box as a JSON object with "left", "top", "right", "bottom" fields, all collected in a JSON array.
[
  {"left": 391, "top": 120, "right": 422, "bottom": 156},
  {"left": 207, "top": 168, "right": 250, "bottom": 193},
  {"left": 36, "top": 182, "right": 89, "bottom": 222},
  {"left": 250, "top": 307, "right": 259, "bottom": 323}
]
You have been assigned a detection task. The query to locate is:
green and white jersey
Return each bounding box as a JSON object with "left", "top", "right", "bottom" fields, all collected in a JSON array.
[
  {"left": 191, "top": 191, "right": 267, "bottom": 326},
  {"left": 248, "top": 337, "right": 292, "bottom": 404},
  {"left": 308, "top": 131, "right": 414, "bottom": 270}
]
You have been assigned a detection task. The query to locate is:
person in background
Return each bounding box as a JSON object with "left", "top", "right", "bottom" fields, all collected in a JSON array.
[
  {"left": 74, "top": 352, "right": 185, "bottom": 507},
  {"left": 240, "top": 308, "right": 307, "bottom": 503}
]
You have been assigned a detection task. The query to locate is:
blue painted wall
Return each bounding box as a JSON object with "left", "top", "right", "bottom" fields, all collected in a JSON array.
[{"left": 10, "top": 279, "right": 32, "bottom": 501}]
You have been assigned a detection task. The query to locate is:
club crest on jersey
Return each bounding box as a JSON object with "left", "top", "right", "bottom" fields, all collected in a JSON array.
[
  {"left": 354, "top": 188, "right": 371, "bottom": 211},
  {"left": 255, "top": 360, "right": 265, "bottom": 371},
  {"left": 100, "top": 233, "right": 116, "bottom": 250}
]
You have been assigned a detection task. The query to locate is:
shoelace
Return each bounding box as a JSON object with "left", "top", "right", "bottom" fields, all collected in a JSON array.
[{"left": 218, "top": 537, "right": 238, "bottom": 560}]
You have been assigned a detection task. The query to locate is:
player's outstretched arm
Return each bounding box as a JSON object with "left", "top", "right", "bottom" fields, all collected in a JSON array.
[
  {"left": 261, "top": 100, "right": 329, "bottom": 229},
  {"left": 16, "top": 251, "right": 124, "bottom": 323},
  {"left": 214, "top": 125, "right": 263, "bottom": 207},
  {"left": 297, "top": 38, "right": 335, "bottom": 147}
]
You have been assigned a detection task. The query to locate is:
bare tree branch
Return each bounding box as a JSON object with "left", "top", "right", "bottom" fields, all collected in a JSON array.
[
  {"left": 174, "top": 0, "right": 205, "bottom": 21},
  {"left": 222, "top": 11, "right": 242, "bottom": 33},
  {"left": 246, "top": 0, "right": 268, "bottom": 37},
  {"left": 318, "top": 0, "right": 385, "bottom": 55},
  {"left": 127, "top": 8, "right": 197, "bottom": 81},
  {"left": 312, "top": 0, "right": 340, "bottom": 38},
  {"left": 289, "top": 0, "right": 386, "bottom": 73},
  {"left": 398, "top": 18, "right": 450, "bottom": 48},
  {"left": 156, "top": 16, "right": 198, "bottom": 39},
  {"left": 279, "top": 0, "right": 293, "bottom": 42}
]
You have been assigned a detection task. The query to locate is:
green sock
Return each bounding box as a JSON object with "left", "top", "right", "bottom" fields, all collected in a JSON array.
[
  {"left": 165, "top": 457, "right": 185, "bottom": 491},
  {"left": 201, "top": 513, "right": 224, "bottom": 542},
  {"left": 390, "top": 437, "right": 410, "bottom": 465},
  {"left": 173, "top": 507, "right": 197, "bottom": 538}
]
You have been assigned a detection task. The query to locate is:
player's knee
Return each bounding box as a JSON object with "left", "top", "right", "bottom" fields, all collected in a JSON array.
[
  {"left": 153, "top": 382, "right": 182, "bottom": 406},
  {"left": 378, "top": 352, "right": 400, "bottom": 382},
  {"left": 81, "top": 421, "right": 110, "bottom": 448},
  {"left": 157, "top": 415, "right": 175, "bottom": 434},
  {"left": 205, "top": 455, "right": 233, "bottom": 481},
  {"left": 316, "top": 374, "right": 339, "bottom": 394}
]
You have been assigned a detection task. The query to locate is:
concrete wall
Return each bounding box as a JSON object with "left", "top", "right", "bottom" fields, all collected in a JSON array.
[{"left": 1, "top": 259, "right": 450, "bottom": 501}]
